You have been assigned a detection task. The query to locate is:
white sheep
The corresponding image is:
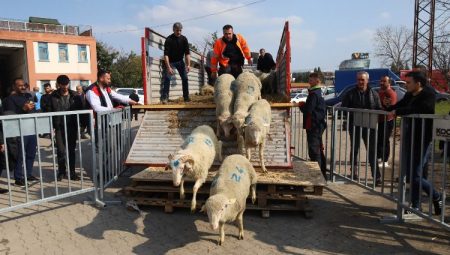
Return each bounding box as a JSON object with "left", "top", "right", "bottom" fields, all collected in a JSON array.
[
  {"left": 214, "top": 74, "right": 236, "bottom": 138},
  {"left": 201, "top": 154, "right": 257, "bottom": 245},
  {"left": 166, "top": 125, "right": 223, "bottom": 212},
  {"left": 231, "top": 72, "right": 262, "bottom": 153},
  {"left": 200, "top": 84, "right": 215, "bottom": 96},
  {"left": 242, "top": 99, "right": 272, "bottom": 173}
]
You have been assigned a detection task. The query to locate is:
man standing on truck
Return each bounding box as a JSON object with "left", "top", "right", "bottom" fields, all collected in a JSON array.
[
  {"left": 377, "top": 76, "right": 397, "bottom": 167},
  {"left": 257, "top": 48, "right": 276, "bottom": 73},
  {"left": 299, "top": 72, "right": 328, "bottom": 180},
  {"left": 342, "top": 71, "right": 382, "bottom": 185},
  {"left": 161, "top": 22, "right": 191, "bottom": 104},
  {"left": 211, "top": 24, "right": 252, "bottom": 79}
]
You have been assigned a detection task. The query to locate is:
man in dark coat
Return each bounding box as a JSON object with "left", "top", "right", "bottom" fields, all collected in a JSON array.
[{"left": 257, "top": 48, "right": 275, "bottom": 73}]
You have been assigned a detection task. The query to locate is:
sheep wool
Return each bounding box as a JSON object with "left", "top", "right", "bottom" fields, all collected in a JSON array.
[
  {"left": 214, "top": 74, "right": 236, "bottom": 137},
  {"left": 203, "top": 154, "right": 257, "bottom": 245}
]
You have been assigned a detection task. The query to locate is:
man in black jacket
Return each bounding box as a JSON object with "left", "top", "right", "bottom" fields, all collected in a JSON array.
[
  {"left": 386, "top": 71, "right": 442, "bottom": 215},
  {"left": 257, "top": 48, "right": 275, "bottom": 73},
  {"left": 342, "top": 71, "right": 382, "bottom": 184},
  {"left": 161, "top": 22, "right": 191, "bottom": 104},
  {"left": 4, "top": 78, "right": 38, "bottom": 186},
  {"left": 48, "top": 75, "right": 83, "bottom": 181},
  {"left": 300, "top": 73, "right": 327, "bottom": 180}
]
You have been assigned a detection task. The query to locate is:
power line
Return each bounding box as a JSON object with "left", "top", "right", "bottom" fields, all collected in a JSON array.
[{"left": 95, "top": 0, "right": 266, "bottom": 35}]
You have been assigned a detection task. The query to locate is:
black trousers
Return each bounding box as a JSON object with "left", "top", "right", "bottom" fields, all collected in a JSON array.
[
  {"left": 55, "top": 128, "right": 78, "bottom": 175},
  {"left": 306, "top": 129, "right": 327, "bottom": 178},
  {"left": 349, "top": 127, "right": 381, "bottom": 179},
  {"left": 377, "top": 120, "right": 394, "bottom": 162},
  {"left": 218, "top": 63, "right": 243, "bottom": 79}
]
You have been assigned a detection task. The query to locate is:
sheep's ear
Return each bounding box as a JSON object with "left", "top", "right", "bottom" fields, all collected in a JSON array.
[
  {"left": 226, "top": 198, "right": 236, "bottom": 205},
  {"left": 168, "top": 154, "right": 174, "bottom": 160},
  {"left": 200, "top": 205, "right": 207, "bottom": 213},
  {"left": 263, "top": 123, "right": 270, "bottom": 127}
]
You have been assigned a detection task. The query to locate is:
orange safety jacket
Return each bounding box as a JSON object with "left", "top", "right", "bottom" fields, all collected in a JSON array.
[{"left": 210, "top": 34, "right": 251, "bottom": 73}]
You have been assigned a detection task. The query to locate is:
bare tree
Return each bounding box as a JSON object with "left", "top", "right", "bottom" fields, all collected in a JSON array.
[
  {"left": 373, "top": 26, "right": 413, "bottom": 73},
  {"left": 433, "top": 29, "right": 450, "bottom": 88}
]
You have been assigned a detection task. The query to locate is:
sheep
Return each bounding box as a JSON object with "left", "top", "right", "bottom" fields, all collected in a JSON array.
[
  {"left": 200, "top": 84, "right": 215, "bottom": 96},
  {"left": 242, "top": 99, "right": 272, "bottom": 173},
  {"left": 214, "top": 74, "right": 236, "bottom": 138},
  {"left": 254, "top": 70, "right": 277, "bottom": 95},
  {"left": 231, "top": 72, "right": 262, "bottom": 153},
  {"left": 166, "top": 125, "right": 223, "bottom": 212},
  {"left": 201, "top": 154, "right": 257, "bottom": 245}
]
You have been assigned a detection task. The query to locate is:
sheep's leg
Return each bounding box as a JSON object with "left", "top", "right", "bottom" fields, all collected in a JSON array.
[
  {"left": 191, "top": 179, "right": 204, "bottom": 212},
  {"left": 237, "top": 134, "right": 245, "bottom": 155},
  {"left": 251, "top": 184, "right": 257, "bottom": 204},
  {"left": 246, "top": 147, "right": 251, "bottom": 160},
  {"left": 180, "top": 179, "right": 185, "bottom": 200},
  {"left": 217, "top": 140, "right": 223, "bottom": 162},
  {"left": 237, "top": 211, "right": 244, "bottom": 240},
  {"left": 218, "top": 222, "right": 225, "bottom": 245},
  {"left": 216, "top": 121, "right": 221, "bottom": 137},
  {"left": 259, "top": 142, "right": 267, "bottom": 173}
]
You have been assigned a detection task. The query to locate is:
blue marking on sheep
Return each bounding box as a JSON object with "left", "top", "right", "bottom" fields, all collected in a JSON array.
[
  {"left": 247, "top": 86, "right": 255, "bottom": 95},
  {"left": 231, "top": 173, "right": 241, "bottom": 182},
  {"left": 187, "top": 136, "right": 194, "bottom": 144},
  {"left": 170, "top": 160, "right": 180, "bottom": 169},
  {"left": 236, "top": 166, "right": 245, "bottom": 174},
  {"left": 204, "top": 138, "right": 213, "bottom": 147},
  {"left": 211, "top": 175, "right": 219, "bottom": 187}
]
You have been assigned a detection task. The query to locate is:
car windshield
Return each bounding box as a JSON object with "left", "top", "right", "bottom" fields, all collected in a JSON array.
[
  {"left": 291, "top": 93, "right": 298, "bottom": 98},
  {"left": 117, "top": 89, "right": 135, "bottom": 95},
  {"left": 137, "top": 90, "right": 144, "bottom": 95}
]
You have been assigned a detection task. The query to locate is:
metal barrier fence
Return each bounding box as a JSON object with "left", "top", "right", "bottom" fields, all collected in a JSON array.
[
  {"left": 290, "top": 105, "right": 450, "bottom": 231},
  {"left": 95, "top": 107, "right": 132, "bottom": 201},
  {"left": 0, "top": 110, "right": 97, "bottom": 214}
]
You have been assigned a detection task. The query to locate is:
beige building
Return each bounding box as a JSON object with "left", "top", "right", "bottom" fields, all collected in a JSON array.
[{"left": 0, "top": 17, "right": 97, "bottom": 97}]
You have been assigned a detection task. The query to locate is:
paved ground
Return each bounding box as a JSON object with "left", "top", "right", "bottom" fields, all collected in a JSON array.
[{"left": 0, "top": 173, "right": 448, "bottom": 255}]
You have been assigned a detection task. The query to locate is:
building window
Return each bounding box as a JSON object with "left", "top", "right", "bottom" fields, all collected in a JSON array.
[
  {"left": 38, "top": 42, "right": 49, "bottom": 61},
  {"left": 58, "top": 44, "right": 69, "bottom": 62},
  {"left": 80, "top": 80, "right": 90, "bottom": 87},
  {"left": 78, "top": 45, "right": 88, "bottom": 63}
]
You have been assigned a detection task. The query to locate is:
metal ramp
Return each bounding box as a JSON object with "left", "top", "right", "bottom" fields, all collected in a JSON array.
[{"left": 125, "top": 104, "right": 292, "bottom": 168}]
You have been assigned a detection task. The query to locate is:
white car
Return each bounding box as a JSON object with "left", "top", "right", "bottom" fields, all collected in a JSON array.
[
  {"left": 290, "top": 92, "right": 308, "bottom": 103},
  {"left": 116, "top": 88, "right": 144, "bottom": 104}
]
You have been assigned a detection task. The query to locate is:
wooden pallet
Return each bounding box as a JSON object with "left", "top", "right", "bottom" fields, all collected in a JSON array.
[{"left": 124, "top": 160, "right": 325, "bottom": 218}]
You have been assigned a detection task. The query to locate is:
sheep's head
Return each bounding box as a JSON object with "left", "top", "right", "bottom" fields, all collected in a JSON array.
[
  {"left": 231, "top": 113, "right": 246, "bottom": 131},
  {"left": 166, "top": 154, "right": 194, "bottom": 186},
  {"left": 203, "top": 194, "right": 236, "bottom": 230},
  {"left": 218, "top": 115, "right": 234, "bottom": 138},
  {"left": 243, "top": 124, "right": 262, "bottom": 146}
]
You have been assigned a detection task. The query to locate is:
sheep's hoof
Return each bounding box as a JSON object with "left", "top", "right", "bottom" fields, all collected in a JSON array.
[
  {"left": 238, "top": 232, "right": 244, "bottom": 240},
  {"left": 180, "top": 194, "right": 185, "bottom": 200},
  {"left": 252, "top": 197, "right": 256, "bottom": 204},
  {"left": 218, "top": 238, "right": 223, "bottom": 246},
  {"left": 190, "top": 206, "right": 196, "bottom": 213}
]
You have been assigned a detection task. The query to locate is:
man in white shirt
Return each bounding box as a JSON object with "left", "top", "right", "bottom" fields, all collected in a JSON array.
[{"left": 86, "top": 70, "right": 138, "bottom": 111}]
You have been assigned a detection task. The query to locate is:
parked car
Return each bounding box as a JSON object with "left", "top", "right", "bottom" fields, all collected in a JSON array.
[
  {"left": 291, "top": 92, "right": 308, "bottom": 104},
  {"left": 116, "top": 88, "right": 145, "bottom": 104},
  {"left": 322, "top": 86, "right": 335, "bottom": 96}
]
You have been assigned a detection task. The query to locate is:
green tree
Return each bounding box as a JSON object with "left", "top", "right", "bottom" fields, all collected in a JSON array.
[
  {"left": 96, "top": 41, "right": 119, "bottom": 71},
  {"left": 110, "top": 51, "right": 143, "bottom": 88}
]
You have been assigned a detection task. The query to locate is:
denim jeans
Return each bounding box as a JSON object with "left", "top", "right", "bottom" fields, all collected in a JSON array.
[
  {"left": 403, "top": 143, "right": 440, "bottom": 208},
  {"left": 306, "top": 129, "right": 327, "bottom": 178},
  {"left": 14, "top": 135, "right": 37, "bottom": 180},
  {"left": 161, "top": 60, "right": 189, "bottom": 101}
]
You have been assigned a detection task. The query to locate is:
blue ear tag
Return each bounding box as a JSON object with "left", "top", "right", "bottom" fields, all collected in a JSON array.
[
  {"left": 187, "top": 136, "right": 194, "bottom": 144},
  {"left": 204, "top": 138, "right": 213, "bottom": 147}
]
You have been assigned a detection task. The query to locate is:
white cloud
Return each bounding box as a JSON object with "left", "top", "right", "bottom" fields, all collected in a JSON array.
[
  {"left": 336, "top": 28, "right": 374, "bottom": 43},
  {"left": 380, "top": 11, "right": 390, "bottom": 20}
]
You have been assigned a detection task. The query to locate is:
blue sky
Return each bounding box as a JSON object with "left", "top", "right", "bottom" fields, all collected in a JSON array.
[{"left": 2, "top": 0, "right": 414, "bottom": 71}]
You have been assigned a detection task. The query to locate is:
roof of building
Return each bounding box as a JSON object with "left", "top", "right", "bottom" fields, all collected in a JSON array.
[{"left": 29, "top": 17, "right": 60, "bottom": 25}]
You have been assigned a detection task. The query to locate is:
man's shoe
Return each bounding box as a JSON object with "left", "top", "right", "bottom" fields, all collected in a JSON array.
[
  {"left": 433, "top": 194, "right": 443, "bottom": 215},
  {"left": 57, "top": 173, "right": 65, "bottom": 181},
  {"left": 161, "top": 99, "right": 168, "bottom": 104},
  {"left": 27, "top": 175, "right": 39, "bottom": 182},
  {"left": 81, "top": 132, "right": 91, "bottom": 139},
  {"left": 0, "top": 188, "right": 8, "bottom": 194},
  {"left": 184, "top": 98, "right": 191, "bottom": 102},
  {"left": 69, "top": 172, "right": 80, "bottom": 181},
  {"left": 15, "top": 179, "right": 26, "bottom": 187},
  {"left": 375, "top": 178, "right": 382, "bottom": 186}
]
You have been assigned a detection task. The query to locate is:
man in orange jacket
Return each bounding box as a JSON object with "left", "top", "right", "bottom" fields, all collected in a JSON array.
[{"left": 211, "top": 24, "right": 252, "bottom": 79}]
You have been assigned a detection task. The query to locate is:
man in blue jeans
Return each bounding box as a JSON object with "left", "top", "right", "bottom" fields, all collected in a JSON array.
[
  {"left": 4, "top": 78, "right": 38, "bottom": 187},
  {"left": 161, "top": 22, "right": 191, "bottom": 104},
  {"left": 386, "top": 71, "right": 442, "bottom": 215}
]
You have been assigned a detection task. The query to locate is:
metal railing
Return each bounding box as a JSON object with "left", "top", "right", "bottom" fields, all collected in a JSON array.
[
  {"left": 0, "top": 18, "right": 92, "bottom": 36},
  {"left": 95, "top": 107, "right": 132, "bottom": 201},
  {"left": 0, "top": 110, "right": 96, "bottom": 214},
  {"left": 290, "top": 105, "right": 450, "bottom": 231}
]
